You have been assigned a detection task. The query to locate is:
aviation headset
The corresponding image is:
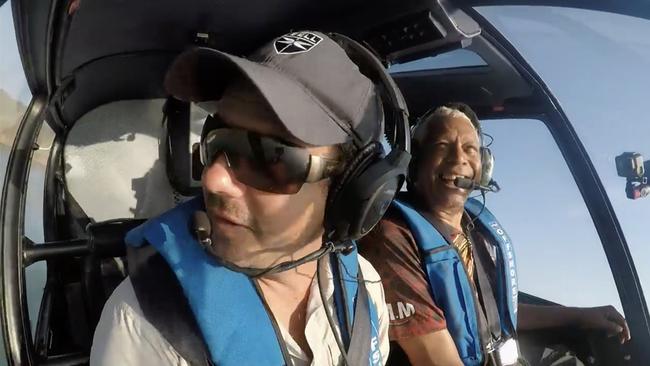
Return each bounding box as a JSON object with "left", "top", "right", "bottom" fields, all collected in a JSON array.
[
  {"left": 408, "top": 102, "right": 494, "bottom": 190},
  {"left": 323, "top": 33, "right": 411, "bottom": 243},
  {"left": 193, "top": 33, "right": 411, "bottom": 245}
]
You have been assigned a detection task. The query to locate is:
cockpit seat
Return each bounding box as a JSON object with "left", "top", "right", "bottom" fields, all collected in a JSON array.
[
  {"left": 63, "top": 98, "right": 206, "bottom": 333},
  {"left": 65, "top": 99, "right": 180, "bottom": 221},
  {"left": 82, "top": 218, "right": 146, "bottom": 325}
]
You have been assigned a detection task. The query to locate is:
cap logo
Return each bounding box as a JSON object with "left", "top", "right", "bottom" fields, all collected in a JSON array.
[{"left": 274, "top": 32, "right": 323, "bottom": 54}]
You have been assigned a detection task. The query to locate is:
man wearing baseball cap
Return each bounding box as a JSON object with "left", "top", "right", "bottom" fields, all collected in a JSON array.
[{"left": 90, "top": 31, "right": 390, "bottom": 366}]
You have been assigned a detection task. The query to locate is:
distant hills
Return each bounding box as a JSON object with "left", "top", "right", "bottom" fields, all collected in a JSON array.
[
  {"left": 0, "top": 88, "right": 27, "bottom": 147},
  {"left": 0, "top": 88, "right": 50, "bottom": 166}
]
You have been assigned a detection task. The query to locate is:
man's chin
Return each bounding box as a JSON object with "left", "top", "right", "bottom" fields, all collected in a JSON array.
[
  {"left": 206, "top": 239, "right": 254, "bottom": 267},
  {"left": 207, "top": 235, "right": 271, "bottom": 267},
  {"left": 428, "top": 184, "right": 470, "bottom": 208}
]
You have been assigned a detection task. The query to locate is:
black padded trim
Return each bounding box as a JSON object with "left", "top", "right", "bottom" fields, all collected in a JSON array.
[{"left": 127, "top": 245, "right": 211, "bottom": 366}]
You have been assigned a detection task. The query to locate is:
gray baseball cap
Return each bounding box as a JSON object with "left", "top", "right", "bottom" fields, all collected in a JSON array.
[{"left": 165, "top": 31, "right": 383, "bottom": 147}]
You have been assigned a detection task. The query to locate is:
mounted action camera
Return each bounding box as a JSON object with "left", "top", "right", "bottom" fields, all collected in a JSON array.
[
  {"left": 616, "top": 152, "right": 649, "bottom": 200},
  {"left": 616, "top": 152, "right": 645, "bottom": 180}
]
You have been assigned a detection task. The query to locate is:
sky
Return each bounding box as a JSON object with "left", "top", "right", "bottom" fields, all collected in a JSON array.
[
  {"left": 1, "top": 2, "right": 650, "bottom": 362},
  {"left": 0, "top": 4, "right": 31, "bottom": 105},
  {"left": 475, "top": 5, "right": 650, "bottom": 313}
]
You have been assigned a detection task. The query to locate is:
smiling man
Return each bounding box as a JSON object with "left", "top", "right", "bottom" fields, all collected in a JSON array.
[
  {"left": 359, "top": 103, "right": 630, "bottom": 366},
  {"left": 90, "top": 31, "right": 390, "bottom": 366}
]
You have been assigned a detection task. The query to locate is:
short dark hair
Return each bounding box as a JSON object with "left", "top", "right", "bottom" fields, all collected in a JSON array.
[{"left": 333, "top": 142, "right": 358, "bottom": 176}]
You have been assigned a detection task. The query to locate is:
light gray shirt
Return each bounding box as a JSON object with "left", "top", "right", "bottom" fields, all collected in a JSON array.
[{"left": 90, "top": 255, "right": 389, "bottom": 366}]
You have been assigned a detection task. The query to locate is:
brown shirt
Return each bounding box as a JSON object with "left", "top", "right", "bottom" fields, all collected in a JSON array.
[
  {"left": 358, "top": 207, "right": 447, "bottom": 340},
  {"left": 359, "top": 202, "right": 497, "bottom": 341}
]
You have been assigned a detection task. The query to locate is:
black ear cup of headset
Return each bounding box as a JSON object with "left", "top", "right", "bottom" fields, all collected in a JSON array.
[
  {"left": 327, "top": 144, "right": 410, "bottom": 241},
  {"left": 324, "top": 33, "right": 411, "bottom": 243}
]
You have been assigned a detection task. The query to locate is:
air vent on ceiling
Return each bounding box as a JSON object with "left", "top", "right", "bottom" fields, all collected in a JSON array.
[{"left": 364, "top": 1, "right": 480, "bottom": 64}]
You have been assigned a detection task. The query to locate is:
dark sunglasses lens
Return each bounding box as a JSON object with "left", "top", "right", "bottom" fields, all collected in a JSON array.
[
  {"left": 204, "top": 130, "right": 310, "bottom": 194},
  {"left": 228, "top": 153, "right": 306, "bottom": 194}
]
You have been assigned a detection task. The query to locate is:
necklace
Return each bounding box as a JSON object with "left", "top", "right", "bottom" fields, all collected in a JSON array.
[{"left": 452, "top": 230, "right": 474, "bottom": 280}]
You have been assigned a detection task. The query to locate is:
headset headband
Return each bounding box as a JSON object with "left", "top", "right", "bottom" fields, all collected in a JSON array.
[{"left": 330, "top": 33, "right": 411, "bottom": 155}]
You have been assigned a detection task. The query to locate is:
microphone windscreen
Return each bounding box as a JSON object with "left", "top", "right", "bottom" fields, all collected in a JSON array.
[
  {"left": 193, "top": 211, "right": 212, "bottom": 236},
  {"left": 454, "top": 177, "right": 475, "bottom": 189}
]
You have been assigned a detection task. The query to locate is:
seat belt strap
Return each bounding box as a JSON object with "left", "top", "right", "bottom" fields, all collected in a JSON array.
[{"left": 472, "top": 234, "right": 503, "bottom": 347}]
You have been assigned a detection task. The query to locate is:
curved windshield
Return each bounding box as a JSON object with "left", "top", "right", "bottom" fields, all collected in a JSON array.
[
  {"left": 388, "top": 49, "right": 486, "bottom": 73},
  {"left": 478, "top": 5, "right": 650, "bottom": 306}
]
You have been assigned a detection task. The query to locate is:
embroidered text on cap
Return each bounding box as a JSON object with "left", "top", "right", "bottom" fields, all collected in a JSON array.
[{"left": 274, "top": 32, "right": 323, "bottom": 54}]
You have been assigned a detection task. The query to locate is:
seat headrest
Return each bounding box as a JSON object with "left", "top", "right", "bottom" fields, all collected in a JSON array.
[{"left": 65, "top": 99, "right": 182, "bottom": 221}]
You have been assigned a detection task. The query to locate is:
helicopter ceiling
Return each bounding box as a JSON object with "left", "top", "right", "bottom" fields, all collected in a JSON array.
[
  {"left": 44, "top": 0, "right": 485, "bottom": 124},
  {"left": 12, "top": 0, "right": 650, "bottom": 95},
  {"left": 9, "top": 0, "right": 650, "bottom": 125}
]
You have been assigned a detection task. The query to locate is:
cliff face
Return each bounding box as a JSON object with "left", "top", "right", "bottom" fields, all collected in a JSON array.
[
  {"left": 0, "top": 89, "right": 52, "bottom": 166},
  {"left": 0, "top": 88, "right": 27, "bottom": 146}
]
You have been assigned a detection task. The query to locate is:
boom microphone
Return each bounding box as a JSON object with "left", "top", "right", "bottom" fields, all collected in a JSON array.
[
  {"left": 454, "top": 177, "right": 501, "bottom": 193},
  {"left": 193, "top": 211, "right": 213, "bottom": 249}
]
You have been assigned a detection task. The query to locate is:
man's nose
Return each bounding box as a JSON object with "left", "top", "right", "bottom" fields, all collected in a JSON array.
[
  {"left": 202, "top": 153, "right": 245, "bottom": 197},
  {"left": 447, "top": 141, "right": 469, "bottom": 164}
]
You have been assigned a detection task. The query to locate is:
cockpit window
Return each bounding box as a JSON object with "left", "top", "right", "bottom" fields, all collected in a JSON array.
[
  {"left": 1, "top": 0, "right": 44, "bottom": 357},
  {"left": 482, "top": 118, "right": 623, "bottom": 311},
  {"left": 478, "top": 4, "right": 650, "bottom": 309},
  {"left": 0, "top": 2, "right": 31, "bottom": 146},
  {"left": 388, "top": 49, "right": 486, "bottom": 73}
]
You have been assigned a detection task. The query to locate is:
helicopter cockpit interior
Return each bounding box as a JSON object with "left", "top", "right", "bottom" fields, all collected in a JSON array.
[{"left": 2, "top": 0, "right": 649, "bottom": 365}]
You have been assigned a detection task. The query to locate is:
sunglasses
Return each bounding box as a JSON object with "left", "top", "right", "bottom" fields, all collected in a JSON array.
[{"left": 200, "top": 128, "right": 341, "bottom": 194}]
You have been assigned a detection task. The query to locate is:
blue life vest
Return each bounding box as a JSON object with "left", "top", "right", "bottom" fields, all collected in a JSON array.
[
  {"left": 125, "top": 197, "right": 382, "bottom": 366},
  {"left": 391, "top": 198, "right": 518, "bottom": 366}
]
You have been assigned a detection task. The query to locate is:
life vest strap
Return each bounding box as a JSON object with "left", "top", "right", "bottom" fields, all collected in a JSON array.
[
  {"left": 390, "top": 198, "right": 519, "bottom": 365},
  {"left": 473, "top": 238, "right": 502, "bottom": 348},
  {"left": 127, "top": 245, "right": 211, "bottom": 366},
  {"left": 126, "top": 197, "right": 382, "bottom": 365}
]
